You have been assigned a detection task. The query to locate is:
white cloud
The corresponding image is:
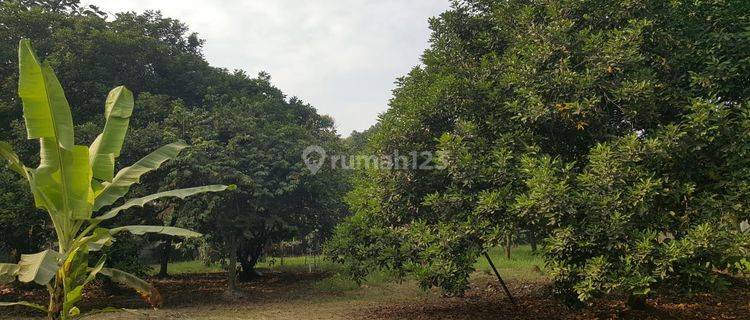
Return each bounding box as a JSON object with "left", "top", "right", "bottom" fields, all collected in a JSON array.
[{"left": 85, "top": 0, "right": 450, "bottom": 135}]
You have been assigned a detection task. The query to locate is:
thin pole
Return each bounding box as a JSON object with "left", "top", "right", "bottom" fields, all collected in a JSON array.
[{"left": 483, "top": 252, "right": 516, "bottom": 305}]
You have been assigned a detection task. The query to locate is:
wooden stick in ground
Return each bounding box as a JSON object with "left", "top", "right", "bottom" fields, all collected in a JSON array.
[{"left": 483, "top": 252, "right": 516, "bottom": 305}]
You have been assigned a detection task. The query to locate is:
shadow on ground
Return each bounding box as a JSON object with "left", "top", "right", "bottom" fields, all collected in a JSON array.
[{"left": 1, "top": 270, "right": 748, "bottom": 319}]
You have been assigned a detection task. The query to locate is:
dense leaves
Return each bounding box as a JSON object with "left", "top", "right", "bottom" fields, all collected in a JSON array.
[
  {"left": 327, "top": 0, "right": 750, "bottom": 305},
  {"left": 544, "top": 101, "right": 750, "bottom": 305},
  {"left": 182, "top": 90, "right": 347, "bottom": 287},
  {"left": 0, "top": 0, "right": 348, "bottom": 288}
]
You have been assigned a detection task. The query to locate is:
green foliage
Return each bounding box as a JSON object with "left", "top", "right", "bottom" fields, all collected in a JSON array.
[
  {"left": 325, "top": 209, "right": 408, "bottom": 284},
  {"left": 0, "top": 0, "right": 350, "bottom": 286},
  {"left": 0, "top": 40, "right": 228, "bottom": 319},
  {"left": 97, "top": 234, "right": 151, "bottom": 278},
  {"left": 327, "top": 0, "right": 750, "bottom": 305},
  {"left": 182, "top": 90, "right": 348, "bottom": 283},
  {"left": 0, "top": 168, "right": 50, "bottom": 259},
  {"left": 545, "top": 101, "right": 750, "bottom": 304},
  {"left": 0, "top": 0, "right": 221, "bottom": 266}
]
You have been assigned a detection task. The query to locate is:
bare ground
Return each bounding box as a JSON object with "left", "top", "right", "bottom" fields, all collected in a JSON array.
[{"left": 1, "top": 270, "right": 748, "bottom": 319}]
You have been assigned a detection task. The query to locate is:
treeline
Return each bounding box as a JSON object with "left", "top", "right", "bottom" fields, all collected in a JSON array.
[
  {"left": 326, "top": 0, "right": 750, "bottom": 307},
  {"left": 0, "top": 0, "right": 348, "bottom": 290}
]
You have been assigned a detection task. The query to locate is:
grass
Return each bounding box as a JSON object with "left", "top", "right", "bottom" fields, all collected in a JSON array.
[
  {"left": 149, "top": 255, "right": 340, "bottom": 276},
  {"left": 89, "top": 245, "right": 547, "bottom": 320},
  {"left": 256, "top": 255, "right": 341, "bottom": 273},
  {"left": 25, "top": 246, "right": 744, "bottom": 320},
  {"left": 151, "top": 245, "right": 546, "bottom": 282},
  {"left": 474, "top": 245, "right": 546, "bottom": 280},
  {"left": 148, "top": 260, "right": 223, "bottom": 275}
]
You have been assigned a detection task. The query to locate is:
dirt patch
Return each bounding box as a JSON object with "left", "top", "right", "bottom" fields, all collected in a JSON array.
[
  {"left": 361, "top": 277, "right": 750, "bottom": 320},
  {"left": 0, "top": 269, "right": 332, "bottom": 318},
  {"left": 1, "top": 271, "right": 748, "bottom": 319}
]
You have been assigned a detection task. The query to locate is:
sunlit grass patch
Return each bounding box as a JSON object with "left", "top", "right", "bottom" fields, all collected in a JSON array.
[
  {"left": 256, "top": 255, "right": 340, "bottom": 273},
  {"left": 474, "top": 245, "right": 546, "bottom": 280},
  {"left": 154, "top": 246, "right": 545, "bottom": 282},
  {"left": 148, "top": 260, "right": 223, "bottom": 275},
  {"left": 150, "top": 255, "right": 340, "bottom": 276}
]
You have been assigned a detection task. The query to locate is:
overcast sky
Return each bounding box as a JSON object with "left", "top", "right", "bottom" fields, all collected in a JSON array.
[{"left": 84, "top": 0, "right": 450, "bottom": 136}]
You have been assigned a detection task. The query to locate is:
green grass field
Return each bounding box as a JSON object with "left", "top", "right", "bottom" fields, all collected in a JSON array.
[
  {"left": 129, "top": 246, "right": 546, "bottom": 320},
  {"left": 474, "top": 246, "right": 545, "bottom": 280},
  {"left": 149, "top": 254, "right": 341, "bottom": 276},
  {"left": 151, "top": 245, "right": 546, "bottom": 283}
]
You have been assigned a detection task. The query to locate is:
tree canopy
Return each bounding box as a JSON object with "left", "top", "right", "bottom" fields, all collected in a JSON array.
[
  {"left": 326, "top": 0, "right": 750, "bottom": 305},
  {"left": 0, "top": 0, "right": 348, "bottom": 288}
]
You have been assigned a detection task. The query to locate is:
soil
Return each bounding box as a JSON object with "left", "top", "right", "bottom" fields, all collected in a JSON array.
[
  {"left": 361, "top": 280, "right": 750, "bottom": 320},
  {"left": 1, "top": 271, "right": 748, "bottom": 319}
]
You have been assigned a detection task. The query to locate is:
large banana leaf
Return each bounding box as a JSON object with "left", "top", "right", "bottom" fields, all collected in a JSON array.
[
  {"left": 18, "top": 39, "right": 73, "bottom": 148},
  {"left": 19, "top": 39, "right": 93, "bottom": 219},
  {"left": 0, "top": 263, "right": 19, "bottom": 284},
  {"left": 110, "top": 225, "right": 201, "bottom": 238},
  {"left": 17, "top": 249, "right": 61, "bottom": 285},
  {"left": 99, "top": 268, "right": 162, "bottom": 307},
  {"left": 93, "top": 142, "right": 188, "bottom": 211},
  {"left": 89, "top": 86, "right": 134, "bottom": 182},
  {"left": 7, "top": 40, "right": 231, "bottom": 318},
  {"left": 64, "top": 146, "right": 94, "bottom": 219},
  {"left": 31, "top": 145, "right": 93, "bottom": 219},
  {"left": 95, "top": 184, "right": 233, "bottom": 221},
  {"left": 90, "top": 149, "right": 114, "bottom": 183}
]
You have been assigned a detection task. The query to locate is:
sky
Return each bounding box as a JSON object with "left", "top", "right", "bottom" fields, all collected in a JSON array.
[{"left": 84, "top": 0, "right": 451, "bottom": 136}]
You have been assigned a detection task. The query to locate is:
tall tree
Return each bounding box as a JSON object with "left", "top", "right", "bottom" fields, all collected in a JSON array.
[
  {"left": 327, "top": 0, "right": 750, "bottom": 300},
  {"left": 173, "top": 80, "right": 347, "bottom": 292}
]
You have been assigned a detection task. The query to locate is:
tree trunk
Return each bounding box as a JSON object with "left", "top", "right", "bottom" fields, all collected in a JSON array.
[
  {"left": 9, "top": 249, "right": 19, "bottom": 265},
  {"left": 157, "top": 238, "right": 172, "bottom": 278},
  {"left": 529, "top": 231, "right": 538, "bottom": 253},
  {"left": 157, "top": 206, "right": 178, "bottom": 278},
  {"left": 504, "top": 235, "right": 512, "bottom": 259},
  {"left": 238, "top": 241, "right": 263, "bottom": 282},
  {"left": 226, "top": 238, "right": 239, "bottom": 293}
]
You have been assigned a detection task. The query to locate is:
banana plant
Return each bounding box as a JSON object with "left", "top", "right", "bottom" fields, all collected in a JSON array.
[{"left": 0, "top": 39, "right": 233, "bottom": 319}]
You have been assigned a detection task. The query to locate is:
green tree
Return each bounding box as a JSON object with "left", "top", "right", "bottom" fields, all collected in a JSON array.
[
  {"left": 176, "top": 83, "right": 347, "bottom": 292},
  {"left": 327, "top": 0, "right": 750, "bottom": 301}
]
